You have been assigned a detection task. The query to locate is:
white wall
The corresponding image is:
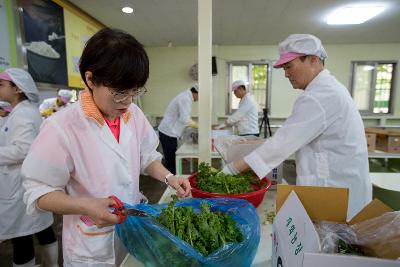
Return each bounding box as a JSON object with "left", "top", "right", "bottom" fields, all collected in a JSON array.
[{"left": 143, "top": 42, "right": 400, "bottom": 124}]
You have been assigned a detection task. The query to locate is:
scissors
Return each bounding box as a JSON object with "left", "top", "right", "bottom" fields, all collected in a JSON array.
[
  {"left": 80, "top": 195, "right": 148, "bottom": 226},
  {"left": 109, "top": 195, "right": 148, "bottom": 224}
]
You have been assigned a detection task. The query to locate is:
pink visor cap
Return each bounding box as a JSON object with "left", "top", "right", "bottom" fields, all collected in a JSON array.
[
  {"left": 273, "top": 52, "right": 306, "bottom": 68},
  {"left": 231, "top": 80, "right": 248, "bottom": 91},
  {"left": 273, "top": 34, "right": 328, "bottom": 68},
  {"left": 0, "top": 72, "right": 13, "bottom": 82}
]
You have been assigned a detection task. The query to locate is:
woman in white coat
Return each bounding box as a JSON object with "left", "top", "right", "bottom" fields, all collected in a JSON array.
[
  {"left": 0, "top": 68, "right": 58, "bottom": 267},
  {"left": 223, "top": 34, "right": 371, "bottom": 220},
  {"left": 22, "top": 28, "right": 191, "bottom": 267}
]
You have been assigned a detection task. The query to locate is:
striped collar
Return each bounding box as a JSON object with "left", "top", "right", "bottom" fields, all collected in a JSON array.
[{"left": 80, "top": 88, "right": 131, "bottom": 126}]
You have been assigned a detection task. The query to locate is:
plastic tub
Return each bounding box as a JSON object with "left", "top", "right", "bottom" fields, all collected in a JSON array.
[{"left": 189, "top": 173, "right": 271, "bottom": 208}]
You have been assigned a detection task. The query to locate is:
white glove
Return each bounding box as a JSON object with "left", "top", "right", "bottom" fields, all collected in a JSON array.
[
  {"left": 215, "top": 123, "right": 226, "bottom": 130},
  {"left": 221, "top": 162, "right": 240, "bottom": 175}
]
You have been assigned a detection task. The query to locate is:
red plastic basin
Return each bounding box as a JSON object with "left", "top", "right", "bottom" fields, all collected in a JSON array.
[{"left": 189, "top": 173, "right": 271, "bottom": 208}]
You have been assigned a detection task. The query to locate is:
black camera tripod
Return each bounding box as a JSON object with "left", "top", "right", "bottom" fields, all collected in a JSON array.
[{"left": 259, "top": 108, "right": 272, "bottom": 138}]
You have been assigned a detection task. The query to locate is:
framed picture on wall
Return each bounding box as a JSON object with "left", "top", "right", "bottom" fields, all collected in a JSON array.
[{"left": 19, "top": 0, "right": 68, "bottom": 85}]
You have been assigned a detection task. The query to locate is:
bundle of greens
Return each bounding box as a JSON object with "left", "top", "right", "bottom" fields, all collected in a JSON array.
[
  {"left": 196, "top": 162, "right": 260, "bottom": 194},
  {"left": 337, "top": 238, "right": 365, "bottom": 256},
  {"left": 157, "top": 196, "right": 244, "bottom": 256}
]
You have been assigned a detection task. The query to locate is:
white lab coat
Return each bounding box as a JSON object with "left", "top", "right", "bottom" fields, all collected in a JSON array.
[
  {"left": 227, "top": 93, "right": 259, "bottom": 135},
  {"left": 22, "top": 91, "right": 162, "bottom": 266},
  {"left": 158, "top": 89, "right": 194, "bottom": 138},
  {"left": 0, "top": 116, "right": 7, "bottom": 128},
  {"left": 244, "top": 70, "right": 371, "bottom": 219},
  {"left": 0, "top": 100, "right": 53, "bottom": 240}
]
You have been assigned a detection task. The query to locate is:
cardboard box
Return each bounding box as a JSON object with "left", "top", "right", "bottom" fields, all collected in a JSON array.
[
  {"left": 365, "top": 128, "right": 400, "bottom": 153},
  {"left": 272, "top": 184, "right": 399, "bottom": 267},
  {"left": 365, "top": 133, "right": 376, "bottom": 151},
  {"left": 214, "top": 137, "right": 283, "bottom": 189}
]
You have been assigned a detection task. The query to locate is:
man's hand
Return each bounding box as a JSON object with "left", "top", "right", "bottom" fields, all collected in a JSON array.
[
  {"left": 189, "top": 120, "right": 198, "bottom": 129},
  {"left": 166, "top": 176, "right": 191, "bottom": 198},
  {"left": 221, "top": 162, "right": 240, "bottom": 175}
]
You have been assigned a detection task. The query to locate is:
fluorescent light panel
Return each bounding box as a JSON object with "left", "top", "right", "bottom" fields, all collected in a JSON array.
[{"left": 327, "top": 5, "right": 385, "bottom": 25}]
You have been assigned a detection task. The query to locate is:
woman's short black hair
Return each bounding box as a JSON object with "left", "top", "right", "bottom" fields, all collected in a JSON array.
[{"left": 79, "top": 28, "right": 149, "bottom": 92}]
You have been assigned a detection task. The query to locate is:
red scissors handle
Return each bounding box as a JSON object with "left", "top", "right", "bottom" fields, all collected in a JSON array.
[{"left": 109, "top": 195, "right": 127, "bottom": 223}]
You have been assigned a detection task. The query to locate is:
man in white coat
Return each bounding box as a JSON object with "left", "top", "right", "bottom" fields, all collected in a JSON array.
[
  {"left": 218, "top": 80, "right": 259, "bottom": 136},
  {"left": 223, "top": 34, "right": 371, "bottom": 219},
  {"left": 158, "top": 85, "right": 199, "bottom": 174}
]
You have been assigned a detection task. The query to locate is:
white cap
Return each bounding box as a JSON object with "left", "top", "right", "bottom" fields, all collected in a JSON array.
[
  {"left": 191, "top": 84, "right": 199, "bottom": 92},
  {"left": 231, "top": 80, "right": 248, "bottom": 91},
  {"left": 2, "top": 68, "right": 39, "bottom": 103},
  {"left": 58, "top": 89, "right": 73, "bottom": 103},
  {"left": 274, "top": 34, "right": 328, "bottom": 68}
]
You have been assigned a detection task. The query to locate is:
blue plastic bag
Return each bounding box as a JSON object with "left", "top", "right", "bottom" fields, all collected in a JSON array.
[{"left": 116, "top": 198, "right": 260, "bottom": 267}]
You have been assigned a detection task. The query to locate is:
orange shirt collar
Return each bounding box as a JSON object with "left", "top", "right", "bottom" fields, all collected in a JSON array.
[{"left": 80, "top": 88, "right": 131, "bottom": 126}]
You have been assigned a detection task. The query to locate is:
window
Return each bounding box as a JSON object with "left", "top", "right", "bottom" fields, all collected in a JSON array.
[
  {"left": 228, "top": 62, "right": 270, "bottom": 114},
  {"left": 351, "top": 61, "right": 396, "bottom": 114}
]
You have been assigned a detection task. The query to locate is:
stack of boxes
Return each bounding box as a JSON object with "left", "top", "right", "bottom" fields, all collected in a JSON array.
[{"left": 365, "top": 128, "right": 400, "bottom": 153}]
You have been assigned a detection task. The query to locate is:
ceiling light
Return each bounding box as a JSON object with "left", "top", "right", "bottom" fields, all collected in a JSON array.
[
  {"left": 327, "top": 5, "right": 385, "bottom": 25},
  {"left": 122, "top": 7, "right": 133, "bottom": 14}
]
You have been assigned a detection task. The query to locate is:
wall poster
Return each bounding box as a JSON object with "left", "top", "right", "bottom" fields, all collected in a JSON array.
[
  {"left": 20, "top": 0, "right": 68, "bottom": 85},
  {"left": 62, "top": 7, "right": 102, "bottom": 88}
]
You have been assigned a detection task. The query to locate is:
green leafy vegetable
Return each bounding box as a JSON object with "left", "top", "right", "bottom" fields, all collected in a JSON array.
[
  {"left": 196, "top": 162, "right": 260, "bottom": 194},
  {"left": 157, "top": 195, "right": 244, "bottom": 256},
  {"left": 337, "top": 239, "right": 365, "bottom": 256}
]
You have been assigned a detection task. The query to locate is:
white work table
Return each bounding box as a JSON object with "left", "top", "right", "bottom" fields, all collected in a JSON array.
[
  {"left": 120, "top": 176, "right": 276, "bottom": 267},
  {"left": 175, "top": 142, "right": 400, "bottom": 175},
  {"left": 370, "top": 172, "right": 400, "bottom": 191},
  {"left": 175, "top": 143, "right": 222, "bottom": 175},
  {"left": 368, "top": 151, "right": 400, "bottom": 159}
]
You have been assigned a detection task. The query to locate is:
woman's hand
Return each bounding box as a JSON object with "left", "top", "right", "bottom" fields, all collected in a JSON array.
[
  {"left": 81, "top": 197, "right": 121, "bottom": 227},
  {"left": 166, "top": 176, "right": 191, "bottom": 198}
]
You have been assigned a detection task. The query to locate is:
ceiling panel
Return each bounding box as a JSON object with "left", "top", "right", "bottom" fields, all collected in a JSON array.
[{"left": 68, "top": 0, "right": 400, "bottom": 46}]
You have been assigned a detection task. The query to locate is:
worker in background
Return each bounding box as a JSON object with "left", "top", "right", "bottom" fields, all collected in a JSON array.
[
  {"left": 21, "top": 28, "right": 190, "bottom": 266},
  {"left": 216, "top": 80, "right": 259, "bottom": 136},
  {"left": 222, "top": 34, "right": 371, "bottom": 219},
  {"left": 39, "top": 89, "right": 73, "bottom": 118},
  {"left": 158, "top": 85, "right": 199, "bottom": 174},
  {"left": 0, "top": 68, "right": 58, "bottom": 267}
]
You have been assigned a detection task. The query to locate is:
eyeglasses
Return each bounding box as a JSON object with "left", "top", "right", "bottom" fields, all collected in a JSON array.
[{"left": 107, "top": 87, "right": 147, "bottom": 103}]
